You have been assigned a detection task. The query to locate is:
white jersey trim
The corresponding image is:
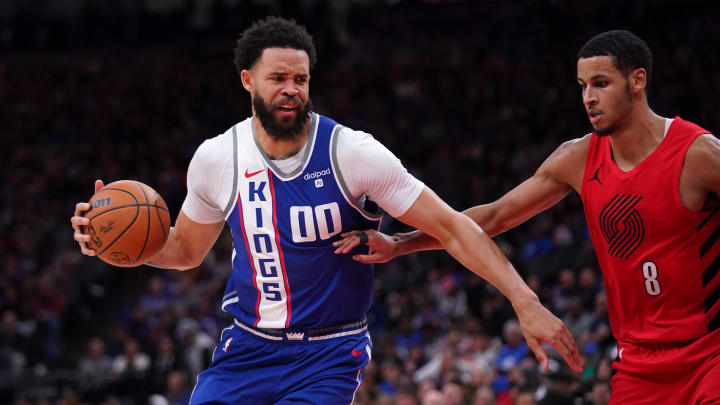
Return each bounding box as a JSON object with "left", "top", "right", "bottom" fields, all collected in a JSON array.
[{"left": 222, "top": 124, "right": 240, "bottom": 220}]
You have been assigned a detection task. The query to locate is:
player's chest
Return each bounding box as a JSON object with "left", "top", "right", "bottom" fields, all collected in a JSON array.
[
  {"left": 583, "top": 172, "right": 685, "bottom": 238},
  {"left": 232, "top": 168, "right": 354, "bottom": 247}
]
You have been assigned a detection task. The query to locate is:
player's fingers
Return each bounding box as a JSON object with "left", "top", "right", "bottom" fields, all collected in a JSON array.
[
  {"left": 95, "top": 179, "right": 104, "bottom": 193},
  {"left": 352, "top": 252, "right": 385, "bottom": 264},
  {"left": 74, "top": 202, "right": 91, "bottom": 217},
  {"left": 340, "top": 231, "right": 358, "bottom": 238},
  {"left": 75, "top": 233, "right": 97, "bottom": 256},
  {"left": 333, "top": 238, "right": 359, "bottom": 254},
  {"left": 70, "top": 214, "right": 90, "bottom": 228},
  {"left": 559, "top": 328, "right": 584, "bottom": 372},
  {"left": 333, "top": 234, "right": 360, "bottom": 248},
  {"left": 335, "top": 231, "right": 365, "bottom": 249},
  {"left": 74, "top": 230, "right": 91, "bottom": 243},
  {"left": 526, "top": 337, "right": 548, "bottom": 370},
  {"left": 551, "top": 335, "right": 582, "bottom": 373},
  {"left": 79, "top": 243, "right": 97, "bottom": 256}
]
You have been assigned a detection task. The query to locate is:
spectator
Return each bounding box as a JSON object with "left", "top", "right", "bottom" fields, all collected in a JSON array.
[
  {"left": 591, "top": 380, "right": 611, "bottom": 405},
  {"left": 163, "top": 370, "right": 192, "bottom": 405},
  {"left": 495, "top": 320, "right": 529, "bottom": 373},
  {"left": 78, "top": 337, "right": 113, "bottom": 401},
  {"left": 110, "top": 338, "right": 151, "bottom": 400}
]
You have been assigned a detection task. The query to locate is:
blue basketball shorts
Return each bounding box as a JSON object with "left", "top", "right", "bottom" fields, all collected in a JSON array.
[{"left": 189, "top": 319, "right": 373, "bottom": 404}]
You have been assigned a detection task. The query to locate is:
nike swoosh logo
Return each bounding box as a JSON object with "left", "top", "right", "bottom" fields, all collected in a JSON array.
[
  {"left": 245, "top": 169, "right": 264, "bottom": 178},
  {"left": 351, "top": 348, "right": 364, "bottom": 357}
]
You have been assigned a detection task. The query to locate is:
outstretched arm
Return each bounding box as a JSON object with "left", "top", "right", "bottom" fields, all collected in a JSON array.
[
  {"left": 394, "top": 186, "right": 583, "bottom": 372},
  {"left": 334, "top": 138, "right": 585, "bottom": 262}
]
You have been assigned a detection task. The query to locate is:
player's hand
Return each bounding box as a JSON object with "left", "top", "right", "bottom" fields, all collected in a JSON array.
[
  {"left": 70, "top": 179, "right": 104, "bottom": 256},
  {"left": 332, "top": 230, "right": 398, "bottom": 263},
  {"left": 512, "top": 295, "right": 584, "bottom": 373}
]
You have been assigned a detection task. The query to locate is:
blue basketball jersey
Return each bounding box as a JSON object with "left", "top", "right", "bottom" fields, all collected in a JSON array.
[{"left": 222, "top": 114, "right": 382, "bottom": 329}]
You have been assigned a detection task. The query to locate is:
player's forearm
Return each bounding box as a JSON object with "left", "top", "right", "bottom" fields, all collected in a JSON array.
[
  {"left": 438, "top": 214, "right": 538, "bottom": 306},
  {"left": 146, "top": 227, "right": 202, "bottom": 271},
  {"left": 392, "top": 204, "right": 501, "bottom": 255}
]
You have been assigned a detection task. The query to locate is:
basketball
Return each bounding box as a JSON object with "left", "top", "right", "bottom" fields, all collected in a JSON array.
[{"left": 83, "top": 180, "right": 171, "bottom": 267}]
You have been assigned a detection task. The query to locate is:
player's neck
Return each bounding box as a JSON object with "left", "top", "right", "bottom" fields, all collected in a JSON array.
[
  {"left": 252, "top": 117, "right": 311, "bottom": 160},
  {"left": 607, "top": 107, "right": 666, "bottom": 172}
]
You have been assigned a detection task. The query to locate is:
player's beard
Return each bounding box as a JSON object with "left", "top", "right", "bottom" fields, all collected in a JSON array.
[
  {"left": 595, "top": 81, "right": 633, "bottom": 137},
  {"left": 253, "top": 92, "right": 313, "bottom": 141}
]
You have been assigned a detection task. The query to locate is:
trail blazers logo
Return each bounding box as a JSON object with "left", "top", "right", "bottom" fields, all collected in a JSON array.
[{"left": 599, "top": 194, "right": 644, "bottom": 258}]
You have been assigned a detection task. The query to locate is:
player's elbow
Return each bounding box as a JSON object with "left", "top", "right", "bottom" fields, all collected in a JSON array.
[
  {"left": 163, "top": 229, "right": 208, "bottom": 271},
  {"left": 178, "top": 247, "right": 206, "bottom": 271}
]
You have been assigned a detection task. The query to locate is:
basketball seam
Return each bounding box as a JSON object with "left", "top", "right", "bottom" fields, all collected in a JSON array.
[
  {"left": 133, "top": 181, "right": 152, "bottom": 265},
  {"left": 93, "top": 188, "right": 140, "bottom": 257},
  {"left": 154, "top": 192, "right": 168, "bottom": 242},
  {"left": 87, "top": 204, "right": 168, "bottom": 221}
]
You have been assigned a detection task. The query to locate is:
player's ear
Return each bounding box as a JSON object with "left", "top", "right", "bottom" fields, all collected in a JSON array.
[
  {"left": 629, "top": 68, "right": 647, "bottom": 94},
  {"left": 240, "top": 69, "right": 253, "bottom": 93}
]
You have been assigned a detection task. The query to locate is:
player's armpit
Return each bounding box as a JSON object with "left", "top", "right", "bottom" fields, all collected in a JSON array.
[{"left": 147, "top": 210, "right": 225, "bottom": 271}]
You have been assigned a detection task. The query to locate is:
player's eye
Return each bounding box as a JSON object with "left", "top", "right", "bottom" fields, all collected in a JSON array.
[{"left": 595, "top": 81, "right": 608, "bottom": 88}]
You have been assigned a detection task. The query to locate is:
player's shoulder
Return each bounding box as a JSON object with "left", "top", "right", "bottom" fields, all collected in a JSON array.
[
  {"left": 189, "top": 119, "right": 250, "bottom": 174},
  {"left": 336, "top": 125, "right": 376, "bottom": 145},
  {"left": 536, "top": 134, "right": 592, "bottom": 191},
  {"left": 332, "top": 124, "right": 404, "bottom": 172},
  {"left": 547, "top": 134, "right": 592, "bottom": 166},
  {"left": 334, "top": 125, "right": 386, "bottom": 158},
  {"left": 686, "top": 133, "right": 720, "bottom": 165},
  {"left": 194, "top": 119, "right": 250, "bottom": 159}
]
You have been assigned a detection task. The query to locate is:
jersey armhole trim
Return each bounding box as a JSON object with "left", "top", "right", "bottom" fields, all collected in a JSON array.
[
  {"left": 222, "top": 125, "right": 239, "bottom": 220},
  {"left": 330, "top": 126, "right": 384, "bottom": 221}
]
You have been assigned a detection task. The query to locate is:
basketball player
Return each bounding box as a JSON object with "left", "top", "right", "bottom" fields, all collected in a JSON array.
[
  {"left": 70, "top": 17, "right": 582, "bottom": 404},
  {"left": 334, "top": 30, "right": 720, "bottom": 403}
]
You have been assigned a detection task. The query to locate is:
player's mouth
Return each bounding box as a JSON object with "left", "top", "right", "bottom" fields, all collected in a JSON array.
[
  {"left": 588, "top": 110, "right": 602, "bottom": 125},
  {"left": 276, "top": 103, "right": 299, "bottom": 116}
]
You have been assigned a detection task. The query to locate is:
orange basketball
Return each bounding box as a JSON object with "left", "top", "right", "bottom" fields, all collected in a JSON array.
[{"left": 83, "top": 180, "right": 171, "bottom": 267}]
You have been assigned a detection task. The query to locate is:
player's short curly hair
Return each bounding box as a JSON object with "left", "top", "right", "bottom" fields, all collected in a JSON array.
[
  {"left": 233, "top": 16, "right": 317, "bottom": 74},
  {"left": 578, "top": 30, "right": 653, "bottom": 87}
]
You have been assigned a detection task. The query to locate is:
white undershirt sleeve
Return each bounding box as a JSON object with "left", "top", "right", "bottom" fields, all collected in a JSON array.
[
  {"left": 335, "top": 128, "right": 424, "bottom": 218},
  {"left": 181, "top": 133, "right": 234, "bottom": 224}
]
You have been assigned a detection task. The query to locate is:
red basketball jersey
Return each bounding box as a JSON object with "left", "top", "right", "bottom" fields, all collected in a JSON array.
[{"left": 580, "top": 117, "right": 720, "bottom": 345}]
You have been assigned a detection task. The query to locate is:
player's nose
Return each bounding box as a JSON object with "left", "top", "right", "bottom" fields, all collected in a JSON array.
[
  {"left": 282, "top": 83, "right": 299, "bottom": 97},
  {"left": 582, "top": 87, "right": 598, "bottom": 106}
]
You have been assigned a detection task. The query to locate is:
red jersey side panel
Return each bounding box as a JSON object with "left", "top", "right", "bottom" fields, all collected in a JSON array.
[{"left": 580, "top": 117, "right": 720, "bottom": 345}]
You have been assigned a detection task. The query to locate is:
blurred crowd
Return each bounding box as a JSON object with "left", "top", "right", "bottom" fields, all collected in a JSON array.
[{"left": 1, "top": 0, "right": 719, "bottom": 404}]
